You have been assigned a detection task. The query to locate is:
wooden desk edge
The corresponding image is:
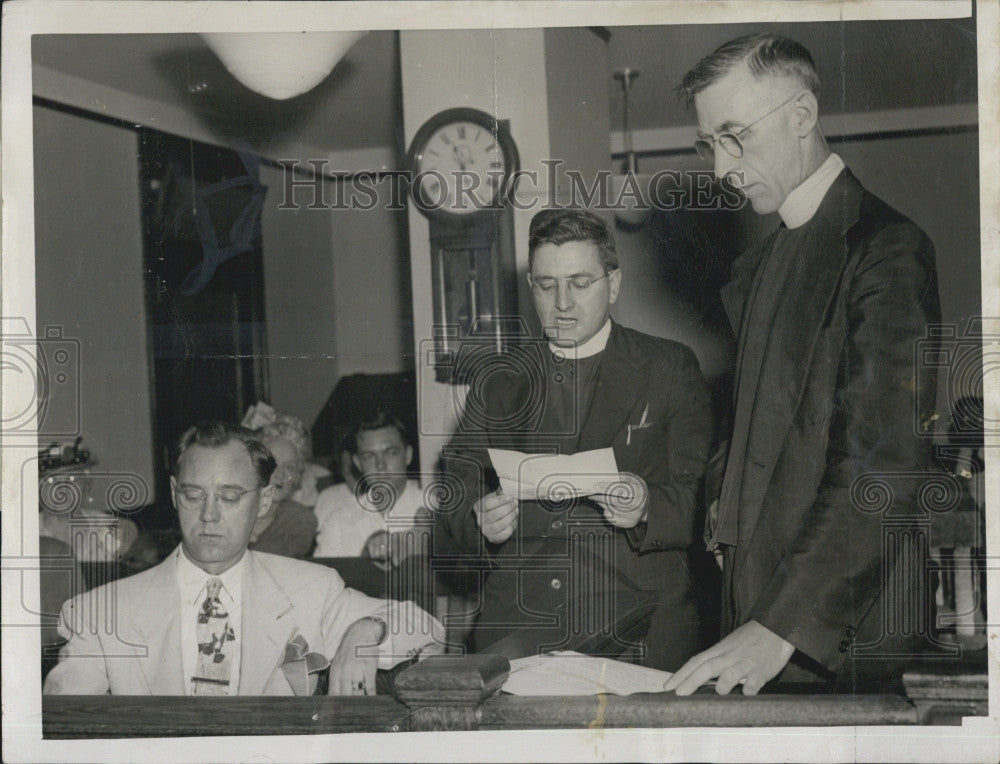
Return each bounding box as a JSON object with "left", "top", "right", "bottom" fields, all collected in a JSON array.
[{"left": 43, "top": 691, "right": 920, "bottom": 737}]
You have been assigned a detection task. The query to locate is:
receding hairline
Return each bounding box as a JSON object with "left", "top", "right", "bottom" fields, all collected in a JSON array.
[
  {"left": 678, "top": 34, "right": 821, "bottom": 108},
  {"left": 175, "top": 437, "right": 267, "bottom": 487}
]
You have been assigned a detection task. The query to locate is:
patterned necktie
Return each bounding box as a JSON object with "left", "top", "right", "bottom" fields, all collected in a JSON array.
[{"left": 193, "top": 577, "right": 235, "bottom": 695}]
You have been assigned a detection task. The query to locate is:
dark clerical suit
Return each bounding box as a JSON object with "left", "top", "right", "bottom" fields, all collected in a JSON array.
[
  {"left": 710, "top": 168, "right": 941, "bottom": 689},
  {"left": 437, "top": 321, "right": 714, "bottom": 671}
]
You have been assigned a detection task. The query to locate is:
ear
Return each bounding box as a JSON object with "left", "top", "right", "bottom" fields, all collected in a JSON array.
[
  {"left": 607, "top": 268, "right": 623, "bottom": 306},
  {"left": 169, "top": 475, "right": 178, "bottom": 511},
  {"left": 405, "top": 445, "right": 414, "bottom": 468},
  {"left": 793, "top": 91, "right": 820, "bottom": 137},
  {"left": 257, "top": 483, "right": 276, "bottom": 518}
]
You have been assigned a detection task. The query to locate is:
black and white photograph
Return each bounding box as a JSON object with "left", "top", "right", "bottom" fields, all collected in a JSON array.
[{"left": 2, "top": 1, "right": 997, "bottom": 761}]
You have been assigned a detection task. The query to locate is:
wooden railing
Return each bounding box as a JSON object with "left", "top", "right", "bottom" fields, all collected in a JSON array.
[{"left": 44, "top": 654, "right": 979, "bottom": 738}]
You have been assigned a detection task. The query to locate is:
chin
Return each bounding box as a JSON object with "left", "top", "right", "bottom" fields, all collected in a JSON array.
[{"left": 548, "top": 336, "right": 579, "bottom": 347}]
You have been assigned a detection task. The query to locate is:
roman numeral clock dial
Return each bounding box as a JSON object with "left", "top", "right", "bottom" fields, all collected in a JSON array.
[
  {"left": 407, "top": 108, "right": 520, "bottom": 224},
  {"left": 405, "top": 108, "right": 521, "bottom": 385}
]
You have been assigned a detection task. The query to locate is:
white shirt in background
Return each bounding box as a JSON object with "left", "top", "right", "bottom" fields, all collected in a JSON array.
[{"left": 312, "top": 479, "right": 425, "bottom": 557}]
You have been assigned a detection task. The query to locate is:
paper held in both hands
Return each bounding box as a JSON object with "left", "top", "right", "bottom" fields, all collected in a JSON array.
[
  {"left": 502, "top": 651, "right": 674, "bottom": 695},
  {"left": 487, "top": 448, "right": 670, "bottom": 695},
  {"left": 487, "top": 447, "right": 624, "bottom": 502}
]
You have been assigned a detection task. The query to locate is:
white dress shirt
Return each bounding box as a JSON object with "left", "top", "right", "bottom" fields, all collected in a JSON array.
[
  {"left": 313, "top": 479, "right": 425, "bottom": 558},
  {"left": 778, "top": 153, "right": 846, "bottom": 228},
  {"left": 176, "top": 547, "right": 245, "bottom": 696}
]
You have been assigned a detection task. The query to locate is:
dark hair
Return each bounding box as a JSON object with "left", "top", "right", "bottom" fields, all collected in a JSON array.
[
  {"left": 677, "top": 33, "right": 821, "bottom": 108},
  {"left": 174, "top": 421, "right": 277, "bottom": 487},
  {"left": 528, "top": 208, "right": 618, "bottom": 274},
  {"left": 349, "top": 411, "right": 408, "bottom": 454}
]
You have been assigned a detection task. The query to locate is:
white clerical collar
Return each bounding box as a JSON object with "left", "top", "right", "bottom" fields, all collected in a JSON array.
[
  {"left": 175, "top": 544, "right": 246, "bottom": 601},
  {"left": 548, "top": 319, "right": 612, "bottom": 360},
  {"left": 778, "top": 153, "right": 845, "bottom": 229}
]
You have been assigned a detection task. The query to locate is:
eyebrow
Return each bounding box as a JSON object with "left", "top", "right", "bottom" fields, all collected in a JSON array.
[
  {"left": 533, "top": 271, "right": 599, "bottom": 280},
  {"left": 178, "top": 481, "right": 247, "bottom": 490},
  {"left": 698, "top": 120, "right": 745, "bottom": 139}
]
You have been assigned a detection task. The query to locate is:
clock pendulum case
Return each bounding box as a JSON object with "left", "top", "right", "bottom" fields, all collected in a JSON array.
[{"left": 406, "top": 108, "right": 522, "bottom": 384}]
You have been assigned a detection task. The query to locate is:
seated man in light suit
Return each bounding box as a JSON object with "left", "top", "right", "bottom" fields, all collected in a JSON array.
[{"left": 44, "top": 421, "right": 444, "bottom": 696}]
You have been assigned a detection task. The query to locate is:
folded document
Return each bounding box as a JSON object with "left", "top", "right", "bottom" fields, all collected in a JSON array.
[
  {"left": 501, "top": 651, "right": 673, "bottom": 696},
  {"left": 487, "top": 447, "right": 621, "bottom": 502}
]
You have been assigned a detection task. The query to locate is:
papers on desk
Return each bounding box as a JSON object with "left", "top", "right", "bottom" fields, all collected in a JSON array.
[
  {"left": 501, "top": 651, "right": 673, "bottom": 696},
  {"left": 487, "top": 447, "right": 621, "bottom": 503}
]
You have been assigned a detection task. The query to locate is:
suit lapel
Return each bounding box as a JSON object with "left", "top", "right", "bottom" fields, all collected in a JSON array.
[
  {"left": 129, "top": 553, "right": 183, "bottom": 694},
  {"left": 734, "top": 170, "right": 863, "bottom": 552},
  {"left": 577, "top": 323, "right": 644, "bottom": 453},
  {"left": 238, "top": 551, "right": 297, "bottom": 695},
  {"left": 720, "top": 239, "right": 769, "bottom": 335}
]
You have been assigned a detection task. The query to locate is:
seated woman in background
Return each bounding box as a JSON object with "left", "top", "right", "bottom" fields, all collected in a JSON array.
[
  {"left": 38, "top": 439, "right": 141, "bottom": 676},
  {"left": 242, "top": 403, "right": 318, "bottom": 558}
]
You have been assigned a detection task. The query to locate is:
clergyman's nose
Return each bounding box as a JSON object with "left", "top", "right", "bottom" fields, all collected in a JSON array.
[{"left": 555, "top": 282, "right": 574, "bottom": 311}]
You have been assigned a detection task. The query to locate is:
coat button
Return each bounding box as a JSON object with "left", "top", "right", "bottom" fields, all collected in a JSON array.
[
  {"left": 550, "top": 578, "right": 562, "bottom": 590},
  {"left": 838, "top": 640, "right": 850, "bottom": 653},
  {"left": 551, "top": 520, "right": 563, "bottom": 530},
  {"left": 652, "top": 540, "right": 663, "bottom": 548},
  {"left": 845, "top": 626, "right": 857, "bottom": 638}
]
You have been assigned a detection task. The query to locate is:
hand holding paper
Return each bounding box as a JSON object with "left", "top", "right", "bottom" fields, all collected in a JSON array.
[
  {"left": 591, "top": 472, "right": 648, "bottom": 528},
  {"left": 473, "top": 488, "right": 519, "bottom": 543}
]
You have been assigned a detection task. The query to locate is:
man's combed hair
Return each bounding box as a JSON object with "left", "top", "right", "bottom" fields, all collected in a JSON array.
[
  {"left": 677, "top": 33, "right": 821, "bottom": 108},
  {"left": 528, "top": 208, "right": 619, "bottom": 273},
  {"left": 350, "top": 410, "right": 409, "bottom": 454},
  {"left": 174, "top": 421, "right": 277, "bottom": 487}
]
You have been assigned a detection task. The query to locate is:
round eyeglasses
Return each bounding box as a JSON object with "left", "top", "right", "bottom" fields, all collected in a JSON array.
[
  {"left": 529, "top": 271, "right": 615, "bottom": 296},
  {"left": 694, "top": 91, "right": 805, "bottom": 163}
]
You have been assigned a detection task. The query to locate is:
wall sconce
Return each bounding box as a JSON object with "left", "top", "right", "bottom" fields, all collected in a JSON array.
[
  {"left": 201, "top": 31, "right": 368, "bottom": 100},
  {"left": 612, "top": 67, "right": 651, "bottom": 230}
]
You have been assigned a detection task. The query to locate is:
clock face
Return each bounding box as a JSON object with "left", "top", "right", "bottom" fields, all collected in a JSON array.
[{"left": 408, "top": 109, "right": 518, "bottom": 221}]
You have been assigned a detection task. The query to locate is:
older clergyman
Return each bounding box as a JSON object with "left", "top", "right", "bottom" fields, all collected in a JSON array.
[
  {"left": 665, "top": 34, "right": 941, "bottom": 695},
  {"left": 45, "top": 422, "right": 443, "bottom": 696}
]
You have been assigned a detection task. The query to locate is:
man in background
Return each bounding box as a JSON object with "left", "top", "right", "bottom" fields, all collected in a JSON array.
[
  {"left": 666, "top": 34, "right": 940, "bottom": 695},
  {"left": 313, "top": 412, "right": 427, "bottom": 565}
]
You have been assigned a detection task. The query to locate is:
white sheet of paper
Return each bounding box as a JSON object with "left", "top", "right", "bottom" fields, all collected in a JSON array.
[
  {"left": 487, "top": 447, "right": 620, "bottom": 502},
  {"left": 501, "top": 651, "right": 673, "bottom": 696}
]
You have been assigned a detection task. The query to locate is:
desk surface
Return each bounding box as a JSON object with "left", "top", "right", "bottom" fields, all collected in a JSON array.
[{"left": 43, "top": 692, "right": 918, "bottom": 738}]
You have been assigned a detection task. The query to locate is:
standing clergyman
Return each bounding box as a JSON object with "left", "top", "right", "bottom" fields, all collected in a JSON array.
[{"left": 665, "top": 34, "right": 941, "bottom": 696}]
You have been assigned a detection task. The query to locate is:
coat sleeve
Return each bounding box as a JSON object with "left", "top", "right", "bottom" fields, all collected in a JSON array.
[
  {"left": 749, "top": 222, "right": 940, "bottom": 672},
  {"left": 632, "top": 344, "right": 715, "bottom": 551},
  {"left": 43, "top": 595, "right": 112, "bottom": 695},
  {"left": 434, "top": 367, "right": 525, "bottom": 559},
  {"left": 317, "top": 569, "right": 445, "bottom": 669}
]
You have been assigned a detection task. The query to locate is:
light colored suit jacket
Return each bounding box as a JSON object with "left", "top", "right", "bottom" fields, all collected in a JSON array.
[{"left": 44, "top": 548, "right": 443, "bottom": 695}]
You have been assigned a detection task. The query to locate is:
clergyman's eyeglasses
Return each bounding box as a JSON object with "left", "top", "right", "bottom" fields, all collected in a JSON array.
[
  {"left": 694, "top": 91, "right": 805, "bottom": 163},
  {"left": 529, "top": 271, "right": 615, "bottom": 296}
]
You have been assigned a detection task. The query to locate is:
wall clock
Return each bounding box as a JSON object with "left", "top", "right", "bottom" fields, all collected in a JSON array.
[
  {"left": 406, "top": 108, "right": 521, "bottom": 383},
  {"left": 406, "top": 107, "right": 520, "bottom": 224}
]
